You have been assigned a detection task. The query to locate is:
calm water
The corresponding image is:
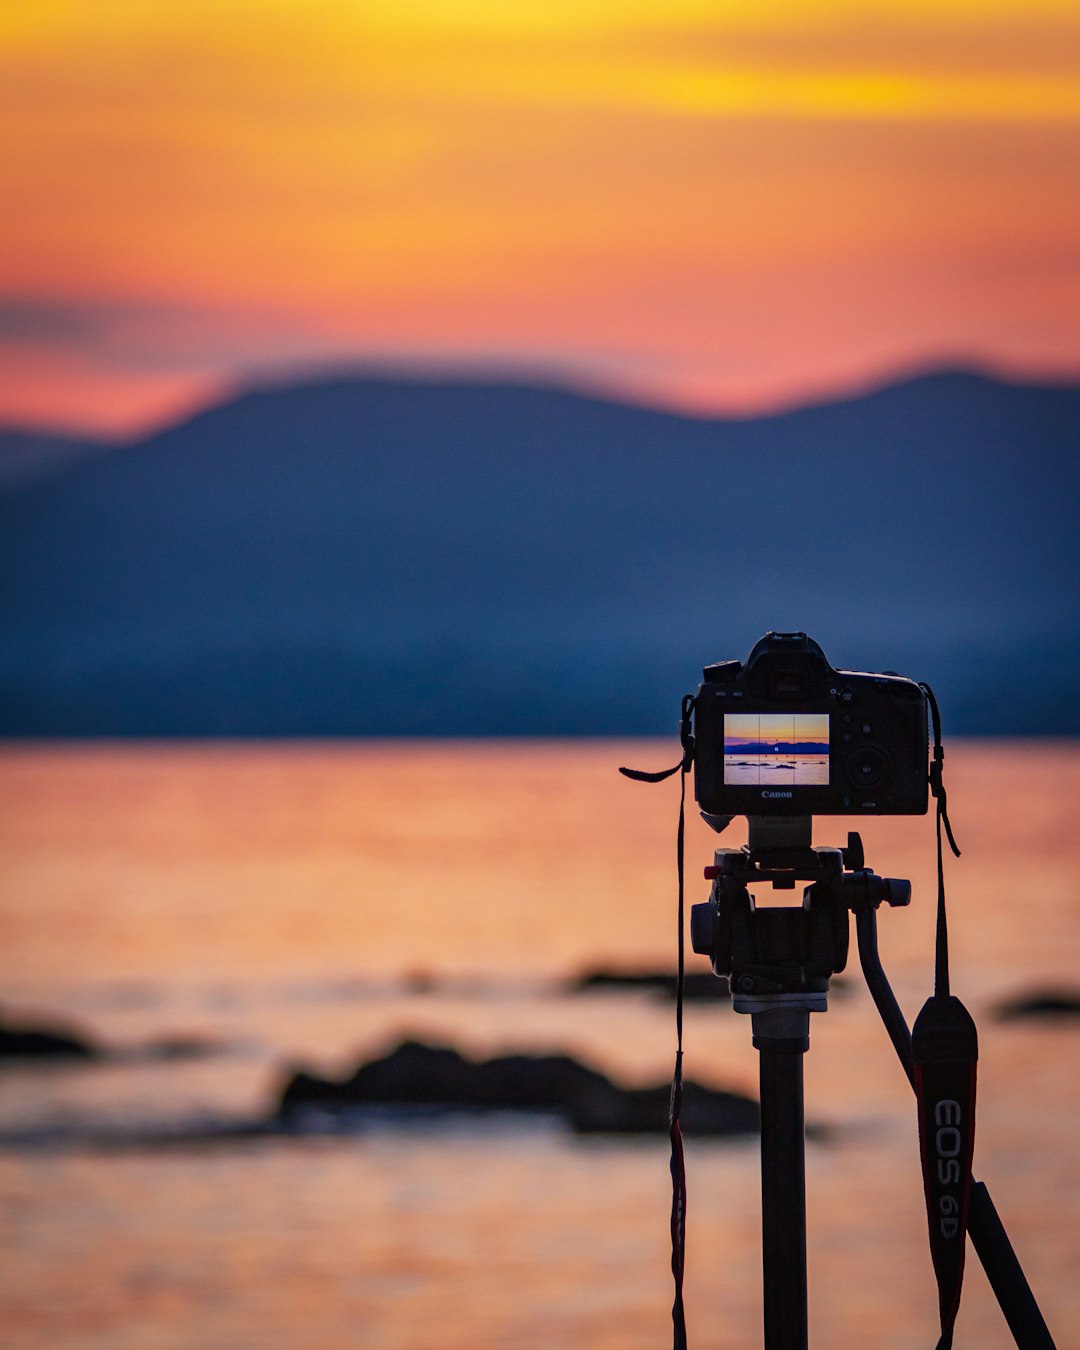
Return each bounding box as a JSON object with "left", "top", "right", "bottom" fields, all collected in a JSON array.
[
  {"left": 0, "top": 741, "right": 1077, "bottom": 1349},
  {"left": 724, "top": 754, "right": 830, "bottom": 785}
]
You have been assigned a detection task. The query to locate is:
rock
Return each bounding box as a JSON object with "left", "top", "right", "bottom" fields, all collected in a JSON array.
[
  {"left": 0, "top": 1021, "right": 97, "bottom": 1060},
  {"left": 279, "top": 1040, "right": 612, "bottom": 1114},
  {"left": 276, "top": 1039, "right": 759, "bottom": 1137},
  {"left": 571, "top": 967, "right": 855, "bottom": 1002},
  {"left": 571, "top": 968, "right": 730, "bottom": 1000},
  {"left": 568, "top": 1080, "right": 760, "bottom": 1136},
  {"left": 0, "top": 1014, "right": 225, "bottom": 1064},
  {"left": 130, "top": 1034, "right": 227, "bottom": 1062},
  {"left": 995, "top": 989, "right": 1080, "bottom": 1020}
]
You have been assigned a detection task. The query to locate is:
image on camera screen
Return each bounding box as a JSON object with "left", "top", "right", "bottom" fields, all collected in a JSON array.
[{"left": 723, "top": 713, "right": 830, "bottom": 786}]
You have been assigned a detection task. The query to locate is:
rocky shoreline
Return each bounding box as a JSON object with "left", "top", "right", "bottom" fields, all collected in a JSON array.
[{"left": 276, "top": 1039, "right": 760, "bottom": 1137}]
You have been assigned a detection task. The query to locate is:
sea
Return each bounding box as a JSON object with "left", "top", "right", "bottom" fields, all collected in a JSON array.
[
  {"left": 723, "top": 754, "right": 830, "bottom": 786},
  {"left": 0, "top": 740, "right": 1076, "bottom": 1349}
]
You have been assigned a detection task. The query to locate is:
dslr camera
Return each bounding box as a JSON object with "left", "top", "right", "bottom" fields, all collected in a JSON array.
[{"left": 692, "top": 632, "right": 929, "bottom": 817}]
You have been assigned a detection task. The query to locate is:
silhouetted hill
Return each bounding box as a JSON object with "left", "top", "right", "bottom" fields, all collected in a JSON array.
[
  {"left": 724, "top": 743, "right": 828, "bottom": 755},
  {"left": 1, "top": 368, "right": 1077, "bottom": 735},
  {"left": 0, "top": 428, "right": 110, "bottom": 489}
]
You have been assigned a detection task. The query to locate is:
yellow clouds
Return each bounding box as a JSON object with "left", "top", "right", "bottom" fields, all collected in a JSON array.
[
  {"left": 0, "top": 0, "right": 1079, "bottom": 431},
  {"left": 4, "top": 0, "right": 1078, "bottom": 118}
]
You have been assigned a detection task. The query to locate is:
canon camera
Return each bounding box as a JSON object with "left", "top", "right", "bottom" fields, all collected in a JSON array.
[{"left": 692, "top": 632, "right": 929, "bottom": 817}]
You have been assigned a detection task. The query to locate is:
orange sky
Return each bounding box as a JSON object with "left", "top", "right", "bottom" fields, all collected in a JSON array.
[{"left": 2, "top": 0, "right": 1079, "bottom": 435}]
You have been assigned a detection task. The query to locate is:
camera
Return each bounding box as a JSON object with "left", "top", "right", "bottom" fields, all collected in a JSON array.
[{"left": 692, "top": 632, "right": 929, "bottom": 816}]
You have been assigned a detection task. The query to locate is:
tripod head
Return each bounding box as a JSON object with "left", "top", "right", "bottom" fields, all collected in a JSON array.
[{"left": 689, "top": 816, "right": 911, "bottom": 1013}]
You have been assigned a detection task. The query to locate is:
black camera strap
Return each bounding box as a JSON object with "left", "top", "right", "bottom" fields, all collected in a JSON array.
[
  {"left": 913, "top": 683, "right": 977, "bottom": 1350},
  {"left": 620, "top": 694, "right": 695, "bottom": 1350}
]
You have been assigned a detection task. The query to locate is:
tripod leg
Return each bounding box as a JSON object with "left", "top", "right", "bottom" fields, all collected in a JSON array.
[{"left": 754, "top": 1011, "right": 810, "bottom": 1350}]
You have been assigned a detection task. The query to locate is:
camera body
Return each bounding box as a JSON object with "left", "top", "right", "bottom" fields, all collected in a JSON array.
[{"left": 693, "top": 632, "right": 929, "bottom": 817}]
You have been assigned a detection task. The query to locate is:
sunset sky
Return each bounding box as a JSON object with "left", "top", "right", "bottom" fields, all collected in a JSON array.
[
  {"left": 2, "top": 0, "right": 1079, "bottom": 436},
  {"left": 724, "top": 713, "right": 830, "bottom": 748}
]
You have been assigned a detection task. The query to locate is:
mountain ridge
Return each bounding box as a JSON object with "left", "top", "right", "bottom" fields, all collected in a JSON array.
[
  {"left": 1, "top": 367, "right": 1077, "bottom": 736},
  {"left": 4, "top": 363, "right": 1079, "bottom": 487}
]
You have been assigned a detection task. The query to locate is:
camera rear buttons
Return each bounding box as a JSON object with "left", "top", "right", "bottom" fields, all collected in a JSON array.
[{"left": 844, "top": 745, "right": 890, "bottom": 789}]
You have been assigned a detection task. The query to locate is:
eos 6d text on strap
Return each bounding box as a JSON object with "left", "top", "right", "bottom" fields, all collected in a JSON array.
[{"left": 912, "top": 683, "right": 976, "bottom": 1350}]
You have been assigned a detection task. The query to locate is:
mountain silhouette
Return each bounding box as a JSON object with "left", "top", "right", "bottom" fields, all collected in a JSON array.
[
  {"left": 0, "top": 428, "right": 111, "bottom": 490},
  {"left": 1, "top": 368, "right": 1077, "bottom": 735},
  {"left": 725, "top": 743, "right": 828, "bottom": 755}
]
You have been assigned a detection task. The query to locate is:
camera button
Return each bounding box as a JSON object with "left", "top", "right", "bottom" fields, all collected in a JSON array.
[{"left": 845, "top": 746, "right": 890, "bottom": 789}]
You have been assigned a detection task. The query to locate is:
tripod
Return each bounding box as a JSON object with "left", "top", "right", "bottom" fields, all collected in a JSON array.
[{"left": 689, "top": 816, "right": 1055, "bottom": 1350}]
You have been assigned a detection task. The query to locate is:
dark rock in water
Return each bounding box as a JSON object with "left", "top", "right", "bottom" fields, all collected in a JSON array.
[
  {"left": 0, "top": 1021, "right": 97, "bottom": 1060},
  {"left": 403, "top": 968, "right": 438, "bottom": 995},
  {"left": 569, "top": 1079, "right": 759, "bottom": 1136},
  {"left": 995, "top": 989, "right": 1080, "bottom": 1021},
  {"left": 129, "top": 1034, "right": 228, "bottom": 1062},
  {"left": 571, "top": 969, "right": 730, "bottom": 1000},
  {"left": 277, "top": 1039, "right": 759, "bottom": 1137},
  {"left": 0, "top": 1013, "right": 225, "bottom": 1065},
  {"left": 572, "top": 967, "right": 855, "bottom": 1002},
  {"left": 279, "top": 1041, "right": 611, "bottom": 1114}
]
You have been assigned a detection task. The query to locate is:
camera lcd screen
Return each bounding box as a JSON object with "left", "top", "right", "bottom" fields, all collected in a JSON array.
[{"left": 723, "top": 713, "right": 830, "bottom": 786}]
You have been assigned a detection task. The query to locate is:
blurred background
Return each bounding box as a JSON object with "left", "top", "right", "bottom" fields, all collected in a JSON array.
[{"left": 1, "top": 2, "right": 1078, "bottom": 1347}]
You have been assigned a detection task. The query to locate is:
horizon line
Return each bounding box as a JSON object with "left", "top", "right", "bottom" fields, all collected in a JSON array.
[{"left": 3, "top": 352, "right": 1080, "bottom": 446}]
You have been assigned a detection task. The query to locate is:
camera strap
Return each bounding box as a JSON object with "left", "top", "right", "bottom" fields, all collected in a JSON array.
[
  {"left": 913, "top": 683, "right": 977, "bottom": 1350},
  {"left": 621, "top": 684, "right": 977, "bottom": 1350},
  {"left": 619, "top": 694, "right": 696, "bottom": 1350}
]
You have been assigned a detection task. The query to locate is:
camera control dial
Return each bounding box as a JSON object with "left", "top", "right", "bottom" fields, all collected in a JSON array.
[{"left": 844, "top": 745, "right": 890, "bottom": 789}]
